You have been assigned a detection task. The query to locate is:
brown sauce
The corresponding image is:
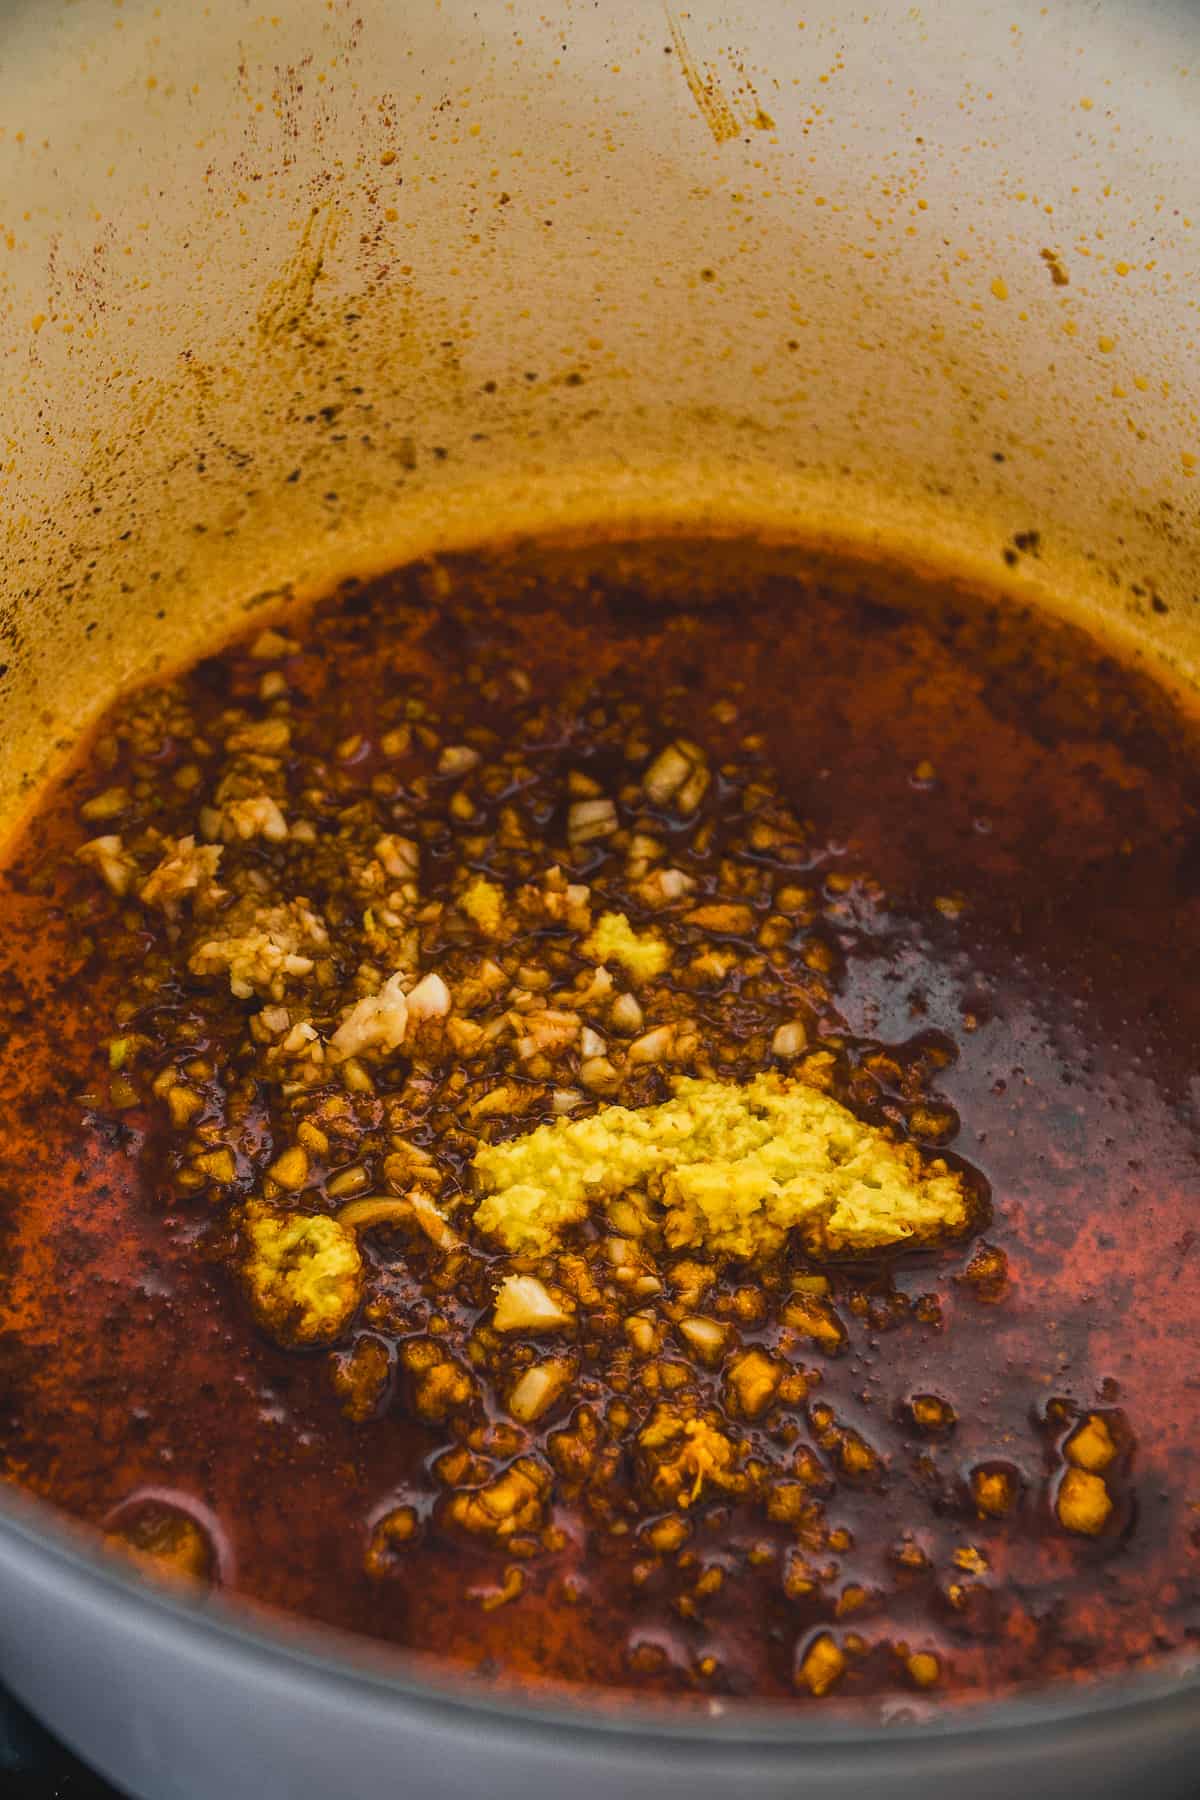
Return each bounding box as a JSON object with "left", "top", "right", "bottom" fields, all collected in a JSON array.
[{"left": 0, "top": 541, "right": 1199, "bottom": 1711}]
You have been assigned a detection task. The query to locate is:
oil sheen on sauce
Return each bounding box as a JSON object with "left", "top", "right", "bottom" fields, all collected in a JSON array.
[{"left": 0, "top": 544, "right": 1198, "bottom": 1713}]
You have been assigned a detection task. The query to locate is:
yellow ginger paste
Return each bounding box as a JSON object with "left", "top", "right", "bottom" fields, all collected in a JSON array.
[{"left": 473, "top": 1071, "right": 972, "bottom": 1260}]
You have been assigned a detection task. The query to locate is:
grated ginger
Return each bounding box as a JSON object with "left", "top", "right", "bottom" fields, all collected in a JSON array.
[
  {"left": 581, "top": 910, "right": 671, "bottom": 982},
  {"left": 239, "top": 1203, "right": 363, "bottom": 1346},
  {"left": 473, "top": 1072, "right": 975, "bottom": 1261},
  {"left": 459, "top": 875, "right": 506, "bottom": 936}
]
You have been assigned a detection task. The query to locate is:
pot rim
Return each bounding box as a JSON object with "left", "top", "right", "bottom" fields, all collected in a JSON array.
[{"left": 1, "top": 1478, "right": 1197, "bottom": 1756}]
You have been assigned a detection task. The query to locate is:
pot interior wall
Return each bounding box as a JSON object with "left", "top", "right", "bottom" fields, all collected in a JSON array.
[{"left": 0, "top": 0, "right": 1197, "bottom": 829}]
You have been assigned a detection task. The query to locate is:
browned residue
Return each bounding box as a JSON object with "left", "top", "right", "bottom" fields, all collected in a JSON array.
[
  {"left": 731, "top": 58, "right": 776, "bottom": 132},
  {"left": 665, "top": 7, "right": 740, "bottom": 145},
  {"left": 1040, "top": 246, "right": 1070, "bottom": 288},
  {"left": 257, "top": 201, "right": 338, "bottom": 344}
]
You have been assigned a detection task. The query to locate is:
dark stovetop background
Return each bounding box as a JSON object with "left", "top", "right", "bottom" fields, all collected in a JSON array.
[{"left": 0, "top": 1687, "right": 125, "bottom": 1797}]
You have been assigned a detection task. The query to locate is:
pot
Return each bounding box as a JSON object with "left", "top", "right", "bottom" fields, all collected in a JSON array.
[{"left": 0, "top": 0, "right": 1198, "bottom": 1793}]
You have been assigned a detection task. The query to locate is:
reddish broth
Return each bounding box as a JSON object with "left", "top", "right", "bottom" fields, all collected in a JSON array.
[{"left": 0, "top": 546, "right": 1197, "bottom": 1708}]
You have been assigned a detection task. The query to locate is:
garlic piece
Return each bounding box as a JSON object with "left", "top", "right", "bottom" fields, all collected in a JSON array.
[
  {"left": 508, "top": 1358, "right": 572, "bottom": 1423},
  {"left": 406, "top": 971, "right": 452, "bottom": 1020},
  {"left": 772, "top": 1020, "right": 808, "bottom": 1059},
  {"left": 374, "top": 835, "right": 419, "bottom": 880},
  {"left": 329, "top": 972, "right": 409, "bottom": 1061},
  {"left": 643, "top": 740, "right": 709, "bottom": 814},
  {"left": 76, "top": 834, "right": 136, "bottom": 897},
  {"left": 609, "top": 991, "right": 644, "bottom": 1036},
  {"left": 628, "top": 1023, "right": 676, "bottom": 1065},
  {"left": 493, "top": 1275, "right": 572, "bottom": 1334},
  {"left": 438, "top": 745, "right": 480, "bottom": 777},
  {"left": 568, "top": 797, "right": 619, "bottom": 845}
]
